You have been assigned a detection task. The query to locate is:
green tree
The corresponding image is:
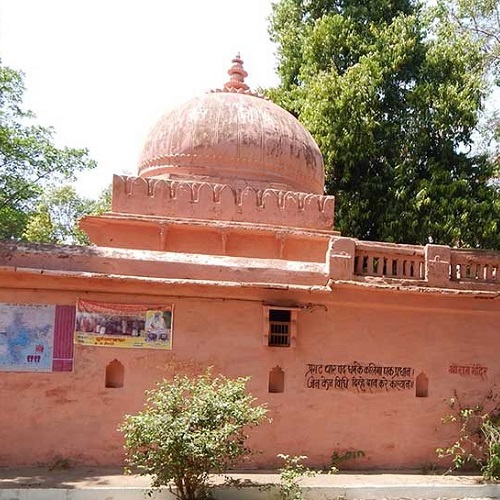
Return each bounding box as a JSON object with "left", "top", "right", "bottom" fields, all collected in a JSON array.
[
  {"left": 434, "top": 0, "right": 500, "bottom": 75},
  {"left": 433, "top": 0, "right": 500, "bottom": 174},
  {"left": 120, "top": 370, "right": 267, "bottom": 500},
  {"left": 0, "top": 61, "right": 96, "bottom": 240},
  {"left": 22, "top": 185, "right": 111, "bottom": 245},
  {"left": 269, "top": 0, "right": 500, "bottom": 248}
]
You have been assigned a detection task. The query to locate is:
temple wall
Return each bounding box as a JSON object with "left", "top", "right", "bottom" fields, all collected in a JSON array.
[{"left": 0, "top": 284, "right": 498, "bottom": 470}]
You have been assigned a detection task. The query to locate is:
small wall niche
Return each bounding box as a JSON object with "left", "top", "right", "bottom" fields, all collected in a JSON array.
[
  {"left": 268, "top": 366, "right": 285, "bottom": 393},
  {"left": 105, "top": 359, "right": 124, "bottom": 389},
  {"left": 415, "top": 372, "right": 428, "bottom": 398}
]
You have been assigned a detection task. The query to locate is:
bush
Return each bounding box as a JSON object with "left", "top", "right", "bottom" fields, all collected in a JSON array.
[
  {"left": 436, "top": 390, "right": 500, "bottom": 480},
  {"left": 482, "top": 418, "right": 500, "bottom": 480},
  {"left": 277, "top": 454, "right": 316, "bottom": 500},
  {"left": 120, "top": 370, "right": 268, "bottom": 500}
]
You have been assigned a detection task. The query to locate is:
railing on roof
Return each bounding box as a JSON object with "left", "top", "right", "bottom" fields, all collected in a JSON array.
[
  {"left": 327, "top": 237, "right": 500, "bottom": 289},
  {"left": 450, "top": 249, "right": 498, "bottom": 283},
  {"left": 354, "top": 242, "right": 425, "bottom": 280}
]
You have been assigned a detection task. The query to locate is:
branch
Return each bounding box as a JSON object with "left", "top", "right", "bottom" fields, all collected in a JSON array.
[{"left": 0, "top": 168, "right": 59, "bottom": 211}]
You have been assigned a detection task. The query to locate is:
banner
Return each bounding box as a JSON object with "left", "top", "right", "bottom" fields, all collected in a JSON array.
[
  {"left": 0, "top": 303, "right": 55, "bottom": 372},
  {"left": 75, "top": 300, "right": 173, "bottom": 349}
]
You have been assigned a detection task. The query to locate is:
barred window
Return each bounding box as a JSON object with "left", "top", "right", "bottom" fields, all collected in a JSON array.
[
  {"left": 263, "top": 306, "right": 298, "bottom": 348},
  {"left": 269, "top": 309, "right": 291, "bottom": 347}
]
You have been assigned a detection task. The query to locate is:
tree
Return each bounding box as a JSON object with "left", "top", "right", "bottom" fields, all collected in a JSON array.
[
  {"left": 269, "top": 0, "right": 500, "bottom": 249},
  {"left": 22, "top": 185, "right": 111, "bottom": 245},
  {"left": 433, "top": 0, "right": 500, "bottom": 75},
  {"left": 433, "top": 0, "right": 500, "bottom": 175},
  {"left": 119, "top": 370, "right": 268, "bottom": 500},
  {"left": 0, "top": 61, "right": 96, "bottom": 240}
]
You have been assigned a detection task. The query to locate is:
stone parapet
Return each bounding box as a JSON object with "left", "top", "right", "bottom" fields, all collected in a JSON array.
[
  {"left": 355, "top": 241, "right": 425, "bottom": 280},
  {"left": 1, "top": 240, "right": 499, "bottom": 294},
  {"left": 111, "top": 175, "right": 334, "bottom": 231},
  {"left": 326, "top": 238, "right": 500, "bottom": 291},
  {"left": 0, "top": 242, "right": 326, "bottom": 287},
  {"left": 450, "top": 248, "right": 499, "bottom": 282}
]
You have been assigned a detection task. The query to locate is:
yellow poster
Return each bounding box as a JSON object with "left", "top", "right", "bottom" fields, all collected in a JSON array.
[{"left": 75, "top": 300, "right": 173, "bottom": 349}]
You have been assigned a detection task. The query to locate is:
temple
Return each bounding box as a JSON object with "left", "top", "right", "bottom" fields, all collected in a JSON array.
[{"left": 0, "top": 55, "right": 498, "bottom": 469}]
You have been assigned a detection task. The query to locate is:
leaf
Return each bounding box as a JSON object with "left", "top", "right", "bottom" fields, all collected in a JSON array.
[
  {"left": 268, "top": 0, "right": 500, "bottom": 249},
  {"left": 0, "top": 60, "right": 96, "bottom": 240}
]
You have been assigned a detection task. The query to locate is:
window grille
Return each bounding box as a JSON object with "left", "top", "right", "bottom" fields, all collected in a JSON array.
[{"left": 268, "top": 309, "right": 291, "bottom": 347}]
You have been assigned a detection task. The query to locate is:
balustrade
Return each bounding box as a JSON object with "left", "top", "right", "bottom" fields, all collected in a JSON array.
[
  {"left": 348, "top": 241, "right": 499, "bottom": 286},
  {"left": 354, "top": 242, "right": 425, "bottom": 280},
  {"left": 450, "top": 249, "right": 498, "bottom": 283}
]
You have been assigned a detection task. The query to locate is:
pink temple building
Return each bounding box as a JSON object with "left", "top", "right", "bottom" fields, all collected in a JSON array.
[{"left": 0, "top": 56, "right": 498, "bottom": 469}]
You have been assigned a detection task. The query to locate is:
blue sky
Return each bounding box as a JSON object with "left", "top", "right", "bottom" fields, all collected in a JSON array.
[{"left": 0, "top": 0, "right": 279, "bottom": 197}]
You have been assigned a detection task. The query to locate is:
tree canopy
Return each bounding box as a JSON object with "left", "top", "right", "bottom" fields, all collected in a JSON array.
[
  {"left": 22, "top": 184, "right": 111, "bottom": 245},
  {"left": 0, "top": 61, "right": 96, "bottom": 241},
  {"left": 269, "top": 0, "right": 500, "bottom": 249},
  {"left": 434, "top": 0, "right": 500, "bottom": 76},
  {"left": 433, "top": 0, "right": 500, "bottom": 172}
]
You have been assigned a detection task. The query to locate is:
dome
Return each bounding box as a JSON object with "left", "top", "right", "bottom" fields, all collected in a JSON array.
[{"left": 138, "top": 56, "right": 325, "bottom": 195}]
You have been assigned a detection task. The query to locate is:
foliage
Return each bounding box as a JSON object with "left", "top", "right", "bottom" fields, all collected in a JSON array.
[
  {"left": 277, "top": 454, "right": 317, "bottom": 500},
  {"left": 120, "top": 370, "right": 268, "bottom": 500},
  {"left": 433, "top": 0, "right": 500, "bottom": 76},
  {"left": 22, "top": 184, "right": 111, "bottom": 245},
  {"left": 482, "top": 418, "right": 500, "bottom": 479},
  {"left": 436, "top": 390, "right": 500, "bottom": 479},
  {"left": 0, "top": 61, "right": 96, "bottom": 240},
  {"left": 330, "top": 449, "right": 365, "bottom": 470},
  {"left": 268, "top": 0, "right": 500, "bottom": 249},
  {"left": 481, "top": 415, "right": 500, "bottom": 480},
  {"left": 433, "top": 0, "right": 500, "bottom": 174}
]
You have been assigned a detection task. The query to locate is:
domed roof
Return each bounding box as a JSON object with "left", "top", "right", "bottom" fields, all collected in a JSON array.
[{"left": 138, "top": 56, "right": 325, "bottom": 195}]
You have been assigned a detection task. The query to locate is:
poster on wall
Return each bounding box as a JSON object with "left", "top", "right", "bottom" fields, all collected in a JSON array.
[
  {"left": 0, "top": 303, "right": 55, "bottom": 372},
  {"left": 75, "top": 299, "right": 173, "bottom": 349}
]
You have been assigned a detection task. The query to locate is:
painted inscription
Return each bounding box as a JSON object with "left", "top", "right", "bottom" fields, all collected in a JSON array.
[
  {"left": 449, "top": 363, "right": 488, "bottom": 379},
  {"left": 305, "top": 362, "right": 415, "bottom": 393}
]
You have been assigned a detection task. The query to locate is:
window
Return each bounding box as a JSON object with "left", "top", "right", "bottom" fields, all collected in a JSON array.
[
  {"left": 269, "top": 309, "right": 291, "bottom": 346},
  {"left": 263, "top": 306, "right": 298, "bottom": 347}
]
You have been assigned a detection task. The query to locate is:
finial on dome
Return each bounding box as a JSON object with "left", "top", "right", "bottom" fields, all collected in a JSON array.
[{"left": 223, "top": 53, "right": 250, "bottom": 92}]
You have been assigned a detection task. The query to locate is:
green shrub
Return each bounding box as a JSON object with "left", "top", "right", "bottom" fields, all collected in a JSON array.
[
  {"left": 120, "top": 370, "right": 267, "bottom": 500},
  {"left": 277, "top": 454, "right": 316, "bottom": 500},
  {"left": 482, "top": 418, "right": 500, "bottom": 480},
  {"left": 436, "top": 390, "right": 500, "bottom": 480}
]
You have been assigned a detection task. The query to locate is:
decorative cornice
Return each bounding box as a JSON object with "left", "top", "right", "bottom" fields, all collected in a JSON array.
[{"left": 111, "top": 175, "right": 335, "bottom": 231}]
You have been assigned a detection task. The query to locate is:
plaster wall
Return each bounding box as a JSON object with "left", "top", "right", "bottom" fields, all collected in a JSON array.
[{"left": 0, "top": 285, "right": 498, "bottom": 470}]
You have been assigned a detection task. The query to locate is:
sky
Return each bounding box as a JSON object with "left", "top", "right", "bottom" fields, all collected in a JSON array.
[{"left": 0, "top": 0, "right": 279, "bottom": 198}]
